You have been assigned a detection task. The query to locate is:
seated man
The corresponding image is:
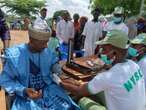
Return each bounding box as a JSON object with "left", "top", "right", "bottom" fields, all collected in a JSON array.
[
  {"left": 0, "top": 24, "right": 80, "bottom": 110},
  {"left": 59, "top": 30, "right": 146, "bottom": 110}
]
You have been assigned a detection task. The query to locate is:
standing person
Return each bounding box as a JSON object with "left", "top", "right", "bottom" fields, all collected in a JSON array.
[
  {"left": 23, "top": 17, "right": 31, "bottom": 30},
  {"left": 0, "top": 24, "right": 80, "bottom": 110},
  {"left": 79, "top": 16, "right": 88, "bottom": 49},
  {"left": 73, "top": 13, "right": 80, "bottom": 51},
  {"left": 74, "top": 16, "right": 88, "bottom": 57},
  {"left": 56, "top": 10, "right": 74, "bottom": 60},
  {"left": 34, "top": 7, "right": 51, "bottom": 32},
  {"left": 56, "top": 10, "right": 74, "bottom": 44},
  {"left": 51, "top": 16, "right": 62, "bottom": 34},
  {"left": 73, "top": 13, "right": 80, "bottom": 33},
  {"left": 82, "top": 7, "right": 103, "bottom": 56},
  {"left": 48, "top": 30, "right": 59, "bottom": 51},
  {"left": 58, "top": 30, "right": 146, "bottom": 110},
  {"left": 0, "top": 9, "right": 11, "bottom": 54},
  {"left": 128, "top": 33, "right": 146, "bottom": 89},
  {"left": 104, "top": 7, "right": 129, "bottom": 35}
]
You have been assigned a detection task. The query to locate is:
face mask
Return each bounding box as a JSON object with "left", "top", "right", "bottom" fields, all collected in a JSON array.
[
  {"left": 100, "top": 54, "right": 113, "bottom": 65},
  {"left": 128, "top": 47, "right": 139, "bottom": 57},
  {"left": 137, "top": 23, "right": 145, "bottom": 30},
  {"left": 113, "top": 17, "right": 122, "bottom": 24}
]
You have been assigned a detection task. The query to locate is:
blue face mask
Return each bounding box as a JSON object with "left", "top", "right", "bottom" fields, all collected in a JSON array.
[
  {"left": 100, "top": 54, "right": 113, "bottom": 65},
  {"left": 113, "top": 17, "right": 122, "bottom": 24},
  {"left": 128, "top": 47, "right": 139, "bottom": 57},
  {"left": 137, "top": 23, "right": 145, "bottom": 30}
]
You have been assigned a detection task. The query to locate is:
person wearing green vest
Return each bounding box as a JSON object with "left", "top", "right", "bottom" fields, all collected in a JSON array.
[
  {"left": 53, "top": 30, "right": 146, "bottom": 110},
  {"left": 128, "top": 33, "right": 146, "bottom": 90}
]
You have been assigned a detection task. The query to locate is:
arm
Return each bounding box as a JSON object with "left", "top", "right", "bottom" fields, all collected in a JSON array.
[
  {"left": 0, "top": 60, "right": 26, "bottom": 97},
  {"left": 56, "top": 22, "right": 62, "bottom": 43},
  {"left": 61, "top": 71, "right": 109, "bottom": 97},
  {"left": 80, "top": 22, "right": 88, "bottom": 42},
  {"left": 98, "top": 23, "right": 103, "bottom": 40},
  {"left": 102, "top": 21, "right": 111, "bottom": 39},
  {"left": 82, "top": 22, "right": 87, "bottom": 37},
  {"left": 70, "top": 22, "right": 75, "bottom": 39},
  {"left": 50, "top": 50, "right": 62, "bottom": 76},
  {"left": 0, "top": 53, "right": 43, "bottom": 99},
  {"left": 60, "top": 80, "right": 90, "bottom": 97},
  {"left": 33, "top": 17, "right": 40, "bottom": 26}
]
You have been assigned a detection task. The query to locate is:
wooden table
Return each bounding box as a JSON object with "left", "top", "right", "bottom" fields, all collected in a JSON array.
[{"left": 61, "top": 55, "right": 105, "bottom": 82}]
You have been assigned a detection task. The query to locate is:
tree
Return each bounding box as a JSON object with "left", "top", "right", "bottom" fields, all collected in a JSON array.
[
  {"left": 140, "top": 0, "right": 146, "bottom": 16},
  {"left": 90, "top": 0, "right": 143, "bottom": 16},
  {"left": 0, "top": 0, "right": 46, "bottom": 17}
]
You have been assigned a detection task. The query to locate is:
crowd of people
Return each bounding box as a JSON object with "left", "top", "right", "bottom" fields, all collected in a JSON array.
[{"left": 0, "top": 6, "right": 146, "bottom": 110}]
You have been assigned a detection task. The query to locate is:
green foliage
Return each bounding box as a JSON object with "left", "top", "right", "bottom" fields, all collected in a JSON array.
[
  {"left": 0, "top": 0, "right": 45, "bottom": 16},
  {"left": 142, "top": 0, "right": 146, "bottom": 16},
  {"left": 90, "top": 0, "right": 142, "bottom": 16}
]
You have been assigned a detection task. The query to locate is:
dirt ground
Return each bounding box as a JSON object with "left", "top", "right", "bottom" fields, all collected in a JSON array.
[
  {"left": 0, "top": 30, "right": 29, "bottom": 49},
  {"left": 0, "top": 30, "right": 29, "bottom": 71},
  {"left": 10, "top": 30, "right": 29, "bottom": 45},
  {"left": 0, "top": 30, "right": 29, "bottom": 110},
  {"left": 9, "top": 30, "right": 29, "bottom": 47}
]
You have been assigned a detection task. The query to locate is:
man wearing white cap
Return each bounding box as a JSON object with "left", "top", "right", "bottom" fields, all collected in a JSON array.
[
  {"left": 0, "top": 24, "right": 80, "bottom": 110},
  {"left": 34, "top": 7, "right": 51, "bottom": 32},
  {"left": 104, "top": 7, "right": 129, "bottom": 35}
]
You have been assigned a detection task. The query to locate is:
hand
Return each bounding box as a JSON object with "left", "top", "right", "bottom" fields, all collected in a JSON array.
[
  {"left": 52, "top": 74, "right": 61, "bottom": 85},
  {"left": 25, "top": 88, "right": 42, "bottom": 99}
]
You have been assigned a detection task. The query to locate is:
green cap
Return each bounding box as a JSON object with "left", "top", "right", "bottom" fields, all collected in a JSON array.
[
  {"left": 113, "top": 6, "right": 124, "bottom": 14},
  {"left": 131, "top": 33, "right": 146, "bottom": 45},
  {"left": 96, "top": 30, "right": 129, "bottom": 49}
]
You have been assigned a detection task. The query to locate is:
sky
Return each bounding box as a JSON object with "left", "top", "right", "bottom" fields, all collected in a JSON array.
[{"left": 46, "top": 0, "right": 92, "bottom": 19}]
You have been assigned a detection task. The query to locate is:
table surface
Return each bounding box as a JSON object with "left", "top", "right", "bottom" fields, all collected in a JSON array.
[{"left": 61, "top": 55, "right": 105, "bottom": 82}]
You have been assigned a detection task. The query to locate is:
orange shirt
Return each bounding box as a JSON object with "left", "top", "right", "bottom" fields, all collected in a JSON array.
[{"left": 74, "top": 21, "right": 80, "bottom": 32}]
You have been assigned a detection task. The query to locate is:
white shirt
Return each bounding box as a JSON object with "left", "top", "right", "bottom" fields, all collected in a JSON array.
[
  {"left": 138, "top": 56, "right": 146, "bottom": 88},
  {"left": 56, "top": 19, "right": 74, "bottom": 43},
  {"left": 34, "top": 16, "right": 50, "bottom": 31},
  {"left": 82, "top": 21, "right": 103, "bottom": 56},
  {"left": 88, "top": 60, "right": 146, "bottom": 110},
  {"left": 104, "top": 21, "right": 129, "bottom": 35}
]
